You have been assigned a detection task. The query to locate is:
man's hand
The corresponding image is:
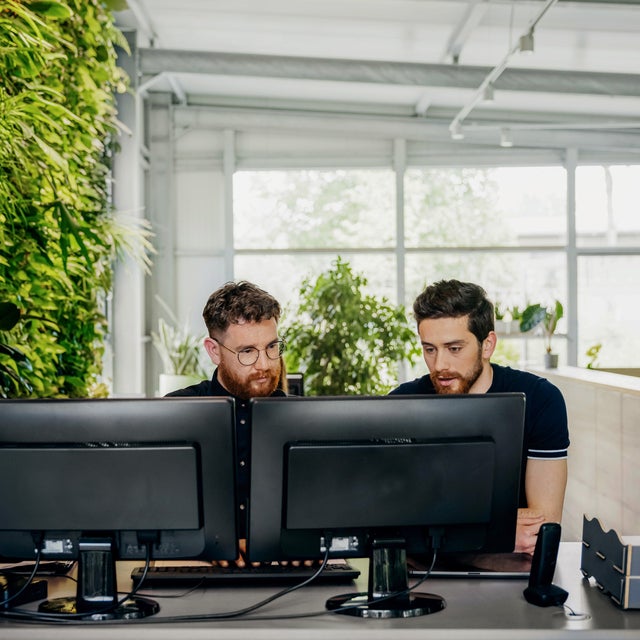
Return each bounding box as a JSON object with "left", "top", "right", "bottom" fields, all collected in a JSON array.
[
  {"left": 214, "top": 538, "right": 253, "bottom": 567},
  {"left": 214, "top": 539, "right": 318, "bottom": 567},
  {"left": 515, "top": 508, "right": 545, "bottom": 555}
]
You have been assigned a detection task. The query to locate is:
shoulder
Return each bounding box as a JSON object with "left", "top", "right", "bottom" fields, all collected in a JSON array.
[
  {"left": 165, "top": 379, "right": 214, "bottom": 397},
  {"left": 490, "top": 364, "right": 563, "bottom": 401},
  {"left": 389, "top": 374, "right": 435, "bottom": 395},
  {"left": 491, "top": 364, "right": 569, "bottom": 452}
]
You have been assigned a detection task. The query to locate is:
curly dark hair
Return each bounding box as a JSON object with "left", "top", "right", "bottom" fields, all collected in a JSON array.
[
  {"left": 202, "top": 281, "right": 281, "bottom": 337},
  {"left": 412, "top": 279, "right": 495, "bottom": 344}
]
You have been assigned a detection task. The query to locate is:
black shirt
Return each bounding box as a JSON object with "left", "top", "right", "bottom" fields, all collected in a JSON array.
[
  {"left": 166, "top": 370, "right": 286, "bottom": 536},
  {"left": 390, "top": 363, "right": 569, "bottom": 508}
]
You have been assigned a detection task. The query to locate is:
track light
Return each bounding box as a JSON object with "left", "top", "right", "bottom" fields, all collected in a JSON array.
[
  {"left": 482, "top": 83, "right": 495, "bottom": 103},
  {"left": 500, "top": 128, "right": 514, "bottom": 148},
  {"left": 519, "top": 31, "right": 534, "bottom": 54},
  {"left": 450, "top": 121, "right": 464, "bottom": 140}
]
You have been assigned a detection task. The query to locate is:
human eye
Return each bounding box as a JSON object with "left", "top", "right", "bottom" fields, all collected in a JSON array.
[
  {"left": 423, "top": 345, "right": 436, "bottom": 355},
  {"left": 448, "top": 345, "right": 463, "bottom": 354},
  {"left": 240, "top": 346, "right": 258, "bottom": 356},
  {"left": 265, "top": 340, "right": 281, "bottom": 357}
]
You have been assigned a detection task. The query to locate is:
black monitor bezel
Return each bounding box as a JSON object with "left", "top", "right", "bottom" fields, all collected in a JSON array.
[
  {"left": 0, "top": 397, "right": 238, "bottom": 563},
  {"left": 248, "top": 393, "right": 525, "bottom": 562}
]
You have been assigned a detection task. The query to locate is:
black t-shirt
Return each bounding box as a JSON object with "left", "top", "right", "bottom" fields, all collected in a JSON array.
[
  {"left": 166, "top": 370, "right": 286, "bottom": 536},
  {"left": 390, "top": 363, "right": 570, "bottom": 507}
]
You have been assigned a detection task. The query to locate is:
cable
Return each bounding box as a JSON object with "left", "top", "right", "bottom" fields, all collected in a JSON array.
[
  {"left": 0, "top": 546, "right": 438, "bottom": 625},
  {"left": 0, "top": 547, "right": 334, "bottom": 625},
  {"left": 1, "top": 549, "right": 42, "bottom": 608}
]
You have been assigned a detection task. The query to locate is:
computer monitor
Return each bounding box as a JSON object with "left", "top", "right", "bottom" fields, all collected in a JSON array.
[
  {"left": 248, "top": 393, "right": 525, "bottom": 618},
  {"left": 0, "top": 397, "right": 237, "bottom": 619}
]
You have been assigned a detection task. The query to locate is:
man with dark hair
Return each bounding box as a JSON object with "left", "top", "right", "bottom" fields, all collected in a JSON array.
[
  {"left": 391, "top": 279, "right": 569, "bottom": 555},
  {"left": 167, "top": 281, "right": 286, "bottom": 560}
]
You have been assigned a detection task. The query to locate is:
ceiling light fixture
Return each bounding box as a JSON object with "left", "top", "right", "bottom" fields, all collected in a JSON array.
[
  {"left": 447, "top": 0, "right": 557, "bottom": 138},
  {"left": 500, "top": 128, "right": 514, "bottom": 147},
  {"left": 519, "top": 31, "right": 535, "bottom": 54},
  {"left": 482, "top": 83, "right": 495, "bottom": 102},
  {"left": 450, "top": 121, "right": 465, "bottom": 140}
]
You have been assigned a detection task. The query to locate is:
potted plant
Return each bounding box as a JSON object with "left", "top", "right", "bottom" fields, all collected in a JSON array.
[
  {"left": 282, "top": 257, "right": 420, "bottom": 395},
  {"left": 495, "top": 302, "right": 523, "bottom": 334},
  {"left": 151, "top": 299, "right": 208, "bottom": 396},
  {"left": 519, "top": 300, "right": 564, "bottom": 368}
]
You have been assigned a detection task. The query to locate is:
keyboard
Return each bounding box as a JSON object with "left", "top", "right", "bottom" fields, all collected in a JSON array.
[{"left": 131, "top": 561, "right": 360, "bottom": 588}]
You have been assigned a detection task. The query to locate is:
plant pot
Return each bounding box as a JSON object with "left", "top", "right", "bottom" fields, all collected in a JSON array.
[
  {"left": 158, "top": 373, "right": 202, "bottom": 396},
  {"left": 544, "top": 353, "right": 559, "bottom": 369},
  {"left": 495, "top": 320, "right": 521, "bottom": 335}
]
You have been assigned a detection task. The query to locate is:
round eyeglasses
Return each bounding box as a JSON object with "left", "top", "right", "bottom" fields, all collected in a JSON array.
[{"left": 213, "top": 338, "right": 286, "bottom": 366}]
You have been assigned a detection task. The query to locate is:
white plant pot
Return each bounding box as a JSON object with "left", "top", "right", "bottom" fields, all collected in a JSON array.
[
  {"left": 495, "top": 320, "right": 521, "bottom": 334},
  {"left": 158, "top": 373, "right": 202, "bottom": 396},
  {"left": 544, "top": 353, "right": 559, "bottom": 369}
]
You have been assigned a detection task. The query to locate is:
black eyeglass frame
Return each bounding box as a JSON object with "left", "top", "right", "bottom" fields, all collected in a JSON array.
[{"left": 212, "top": 338, "right": 286, "bottom": 366}]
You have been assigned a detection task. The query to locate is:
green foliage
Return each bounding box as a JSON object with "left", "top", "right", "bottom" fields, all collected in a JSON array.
[
  {"left": 0, "top": 0, "right": 139, "bottom": 397},
  {"left": 151, "top": 298, "right": 207, "bottom": 377},
  {"left": 585, "top": 343, "right": 602, "bottom": 369},
  {"left": 520, "top": 300, "right": 564, "bottom": 353},
  {"left": 494, "top": 302, "right": 523, "bottom": 322},
  {"left": 282, "top": 257, "right": 420, "bottom": 395}
]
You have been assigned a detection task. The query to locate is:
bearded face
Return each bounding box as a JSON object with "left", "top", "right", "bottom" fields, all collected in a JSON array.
[
  {"left": 216, "top": 354, "right": 281, "bottom": 399},
  {"left": 418, "top": 315, "right": 494, "bottom": 395},
  {"left": 429, "top": 343, "right": 484, "bottom": 394},
  {"left": 207, "top": 318, "right": 282, "bottom": 399}
]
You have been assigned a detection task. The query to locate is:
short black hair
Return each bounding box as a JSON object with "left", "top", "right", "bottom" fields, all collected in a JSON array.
[{"left": 413, "top": 279, "right": 494, "bottom": 343}]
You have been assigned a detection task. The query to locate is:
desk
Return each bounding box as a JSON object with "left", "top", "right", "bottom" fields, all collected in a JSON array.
[{"left": 2, "top": 543, "right": 639, "bottom": 639}]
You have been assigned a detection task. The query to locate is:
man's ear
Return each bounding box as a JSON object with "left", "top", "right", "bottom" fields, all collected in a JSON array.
[
  {"left": 204, "top": 337, "right": 221, "bottom": 365},
  {"left": 482, "top": 331, "right": 498, "bottom": 360}
]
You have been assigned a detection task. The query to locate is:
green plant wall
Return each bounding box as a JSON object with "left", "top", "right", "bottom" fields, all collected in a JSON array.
[{"left": 0, "top": 0, "right": 130, "bottom": 397}]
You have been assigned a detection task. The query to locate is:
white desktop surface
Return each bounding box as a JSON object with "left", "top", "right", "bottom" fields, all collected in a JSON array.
[{"left": 2, "top": 543, "right": 639, "bottom": 639}]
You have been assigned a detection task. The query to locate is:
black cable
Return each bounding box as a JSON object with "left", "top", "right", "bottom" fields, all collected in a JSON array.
[
  {"left": 1, "top": 549, "right": 42, "bottom": 608},
  {"left": 0, "top": 548, "right": 334, "bottom": 624},
  {"left": 0, "top": 545, "right": 440, "bottom": 626}
]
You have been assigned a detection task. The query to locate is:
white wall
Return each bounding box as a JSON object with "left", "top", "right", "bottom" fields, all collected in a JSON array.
[{"left": 528, "top": 366, "right": 640, "bottom": 542}]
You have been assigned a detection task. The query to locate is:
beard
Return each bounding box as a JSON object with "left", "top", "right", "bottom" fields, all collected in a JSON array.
[
  {"left": 217, "top": 359, "right": 281, "bottom": 399},
  {"left": 429, "top": 348, "right": 484, "bottom": 395}
]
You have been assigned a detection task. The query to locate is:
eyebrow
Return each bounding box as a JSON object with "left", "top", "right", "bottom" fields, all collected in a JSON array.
[
  {"left": 234, "top": 337, "right": 279, "bottom": 350},
  {"left": 421, "top": 339, "right": 468, "bottom": 348}
]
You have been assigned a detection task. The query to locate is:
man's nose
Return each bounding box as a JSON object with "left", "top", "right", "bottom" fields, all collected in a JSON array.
[
  {"left": 433, "top": 350, "right": 450, "bottom": 371},
  {"left": 253, "top": 349, "right": 270, "bottom": 369}
]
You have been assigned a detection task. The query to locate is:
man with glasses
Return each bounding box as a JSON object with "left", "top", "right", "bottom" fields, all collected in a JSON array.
[
  {"left": 167, "top": 281, "right": 286, "bottom": 559},
  {"left": 391, "top": 279, "right": 569, "bottom": 556}
]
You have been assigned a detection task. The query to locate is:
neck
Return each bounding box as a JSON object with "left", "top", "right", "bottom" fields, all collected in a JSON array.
[{"left": 469, "top": 361, "right": 494, "bottom": 394}]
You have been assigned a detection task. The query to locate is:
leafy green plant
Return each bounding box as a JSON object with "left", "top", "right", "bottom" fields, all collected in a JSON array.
[
  {"left": 0, "top": 0, "right": 146, "bottom": 397},
  {"left": 282, "top": 257, "right": 420, "bottom": 395},
  {"left": 585, "top": 343, "right": 602, "bottom": 369},
  {"left": 519, "top": 300, "right": 564, "bottom": 354},
  {"left": 151, "top": 298, "right": 207, "bottom": 378},
  {"left": 494, "top": 302, "right": 523, "bottom": 322}
]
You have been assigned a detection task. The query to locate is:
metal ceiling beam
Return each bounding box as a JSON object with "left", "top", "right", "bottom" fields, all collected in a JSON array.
[
  {"left": 171, "top": 105, "right": 640, "bottom": 152},
  {"left": 139, "top": 49, "right": 640, "bottom": 98},
  {"left": 441, "top": 0, "right": 489, "bottom": 64}
]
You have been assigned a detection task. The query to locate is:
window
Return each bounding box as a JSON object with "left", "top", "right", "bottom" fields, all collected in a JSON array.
[
  {"left": 576, "top": 166, "right": 640, "bottom": 248},
  {"left": 229, "top": 160, "right": 638, "bottom": 378}
]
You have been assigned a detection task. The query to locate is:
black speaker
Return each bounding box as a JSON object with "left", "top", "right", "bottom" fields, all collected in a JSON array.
[{"left": 523, "top": 522, "right": 568, "bottom": 607}]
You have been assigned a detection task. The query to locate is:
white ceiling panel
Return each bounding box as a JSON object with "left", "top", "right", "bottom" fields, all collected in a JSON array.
[{"left": 115, "top": 0, "right": 640, "bottom": 152}]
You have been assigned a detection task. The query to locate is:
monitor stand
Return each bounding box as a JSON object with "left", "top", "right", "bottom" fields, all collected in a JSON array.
[
  {"left": 325, "top": 538, "right": 445, "bottom": 618},
  {"left": 38, "top": 537, "right": 159, "bottom": 620}
]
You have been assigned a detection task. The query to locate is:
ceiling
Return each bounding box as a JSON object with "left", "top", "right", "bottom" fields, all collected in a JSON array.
[{"left": 114, "top": 0, "right": 640, "bottom": 153}]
